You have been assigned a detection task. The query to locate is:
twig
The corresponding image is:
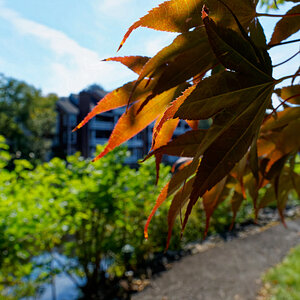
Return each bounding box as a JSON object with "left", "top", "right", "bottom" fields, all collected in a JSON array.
[
  {"left": 263, "top": 93, "right": 300, "bottom": 123},
  {"left": 269, "top": 39, "right": 300, "bottom": 48},
  {"left": 273, "top": 50, "right": 300, "bottom": 67},
  {"left": 276, "top": 73, "right": 300, "bottom": 84},
  {"left": 53, "top": 256, "right": 81, "bottom": 287},
  {"left": 257, "top": 12, "right": 300, "bottom": 18}
]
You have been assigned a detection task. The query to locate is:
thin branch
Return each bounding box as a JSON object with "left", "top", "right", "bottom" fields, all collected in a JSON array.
[
  {"left": 50, "top": 253, "right": 57, "bottom": 300},
  {"left": 51, "top": 275, "right": 57, "bottom": 300},
  {"left": 276, "top": 73, "right": 300, "bottom": 84},
  {"left": 268, "top": 39, "right": 300, "bottom": 48},
  {"left": 52, "top": 256, "right": 81, "bottom": 287},
  {"left": 273, "top": 50, "right": 299, "bottom": 67},
  {"left": 263, "top": 93, "right": 300, "bottom": 123},
  {"left": 257, "top": 12, "right": 300, "bottom": 18},
  {"left": 292, "top": 67, "right": 300, "bottom": 85}
]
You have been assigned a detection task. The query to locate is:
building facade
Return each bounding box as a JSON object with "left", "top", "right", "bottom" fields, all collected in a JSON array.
[
  {"left": 54, "top": 85, "right": 195, "bottom": 164},
  {"left": 54, "top": 85, "right": 151, "bottom": 164}
]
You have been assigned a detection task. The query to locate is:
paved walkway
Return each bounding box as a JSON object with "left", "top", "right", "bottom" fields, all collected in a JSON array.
[{"left": 133, "top": 219, "right": 300, "bottom": 300}]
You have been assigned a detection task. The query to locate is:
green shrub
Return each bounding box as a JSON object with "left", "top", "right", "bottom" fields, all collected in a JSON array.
[{"left": 262, "top": 245, "right": 300, "bottom": 299}]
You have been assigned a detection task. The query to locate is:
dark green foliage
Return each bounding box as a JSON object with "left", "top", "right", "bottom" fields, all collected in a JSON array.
[
  {"left": 262, "top": 245, "right": 300, "bottom": 299},
  {"left": 0, "top": 138, "right": 174, "bottom": 298},
  {"left": 0, "top": 136, "right": 271, "bottom": 299},
  {"left": 0, "top": 74, "right": 57, "bottom": 163}
]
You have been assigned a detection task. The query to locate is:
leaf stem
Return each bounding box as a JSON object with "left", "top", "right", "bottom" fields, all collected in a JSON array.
[
  {"left": 276, "top": 73, "right": 299, "bottom": 84},
  {"left": 256, "top": 12, "right": 300, "bottom": 18},
  {"left": 273, "top": 50, "right": 300, "bottom": 67},
  {"left": 268, "top": 39, "right": 300, "bottom": 48},
  {"left": 263, "top": 93, "right": 300, "bottom": 123}
]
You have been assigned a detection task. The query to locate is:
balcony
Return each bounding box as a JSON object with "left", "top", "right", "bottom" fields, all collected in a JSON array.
[
  {"left": 91, "top": 121, "right": 114, "bottom": 131},
  {"left": 127, "top": 140, "right": 143, "bottom": 147}
]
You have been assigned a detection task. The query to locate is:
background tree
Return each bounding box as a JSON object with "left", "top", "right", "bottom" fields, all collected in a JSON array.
[
  {"left": 260, "top": 0, "right": 286, "bottom": 9},
  {"left": 0, "top": 74, "right": 57, "bottom": 163},
  {"left": 2, "top": 134, "right": 266, "bottom": 299},
  {"left": 0, "top": 140, "right": 175, "bottom": 299},
  {"left": 74, "top": 0, "right": 300, "bottom": 247}
]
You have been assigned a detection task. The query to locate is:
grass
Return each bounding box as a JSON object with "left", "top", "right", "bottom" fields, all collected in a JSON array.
[{"left": 259, "top": 244, "right": 300, "bottom": 300}]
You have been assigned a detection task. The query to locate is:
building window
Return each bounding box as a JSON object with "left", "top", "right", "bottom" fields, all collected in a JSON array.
[
  {"left": 63, "top": 115, "right": 68, "bottom": 126},
  {"left": 138, "top": 148, "right": 144, "bottom": 158},
  {"left": 137, "top": 132, "right": 144, "bottom": 140},
  {"left": 96, "top": 115, "right": 114, "bottom": 123},
  {"left": 96, "top": 130, "right": 111, "bottom": 139},
  {"left": 63, "top": 132, "right": 67, "bottom": 144},
  {"left": 134, "top": 148, "right": 144, "bottom": 159},
  {"left": 69, "top": 114, "right": 77, "bottom": 126},
  {"left": 90, "top": 147, "right": 96, "bottom": 155},
  {"left": 71, "top": 132, "right": 77, "bottom": 143}
]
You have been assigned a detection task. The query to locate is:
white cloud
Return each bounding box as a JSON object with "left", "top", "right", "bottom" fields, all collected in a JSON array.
[
  {"left": 95, "top": 0, "right": 165, "bottom": 21},
  {"left": 94, "top": 0, "right": 140, "bottom": 22},
  {"left": 0, "top": 0, "right": 134, "bottom": 96},
  {"left": 97, "top": 0, "right": 133, "bottom": 15}
]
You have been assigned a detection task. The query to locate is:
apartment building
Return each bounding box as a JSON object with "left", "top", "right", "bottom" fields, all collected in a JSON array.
[
  {"left": 54, "top": 84, "right": 199, "bottom": 164},
  {"left": 54, "top": 85, "right": 151, "bottom": 164}
]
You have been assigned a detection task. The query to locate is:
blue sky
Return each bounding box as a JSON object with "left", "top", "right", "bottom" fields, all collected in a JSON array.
[{"left": 0, "top": 0, "right": 298, "bottom": 96}]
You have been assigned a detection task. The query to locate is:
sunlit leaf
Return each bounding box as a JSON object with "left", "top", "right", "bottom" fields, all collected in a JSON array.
[
  {"left": 275, "top": 119, "right": 300, "bottom": 154},
  {"left": 167, "top": 157, "right": 200, "bottom": 198},
  {"left": 280, "top": 84, "right": 300, "bottom": 104},
  {"left": 144, "top": 183, "right": 169, "bottom": 239},
  {"left": 249, "top": 18, "right": 272, "bottom": 75},
  {"left": 265, "top": 155, "right": 288, "bottom": 180},
  {"left": 269, "top": 5, "right": 300, "bottom": 45},
  {"left": 182, "top": 85, "right": 274, "bottom": 231},
  {"left": 202, "top": 13, "right": 272, "bottom": 79},
  {"left": 202, "top": 176, "right": 227, "bottom": 237},
  {"left": 154, "top": 84, "right": 197, "bottom": 139},
  {"left": 276, "top": 167, "right": 295, "bottom": 225},
  {"left": 175, "top": 71, "right": 273, "bottom": 120},
  {"left": 103, "top": 56, "right": 150, "bottom": 74},
  {"left": 150, "top": 28, "right": 217, "bottom": 97},
  {"left": 167, "top": 177, "right": 195, "bottom": 249},
  {"left": 92, "top": 85, "right": 183, "bottom": 161},
  {"left": 231, "top": 153, "right": 248, "bottom": 198},
  {"left": 73, "top": 79, "right": 156, "bottom": 131},
  {"left": 130, "top": 28, "right": 210, "bottom": 98},
  {"left": 249, "top": 138, "right": 259, "bottom": 182},
  {"left": 151, "top": 117, "right": 179, "bottom": 182},
  {"left": 185, "top": 120, "right": 199, "bottom": 130},
  {"left": 73, "top": 0, "right": 300, "bottom": 244},
  {"left": 257, "top": 184, "right": 276, "bottom": 212},
  {"left": 230, "top": 191, "right": 244, "bottom": 229},
  {"left": 261, "top": 107, "right": 300, "bottom": 132},
  {"left": 147, "top": 130, "right": 206, "bottom": 159},
  {"left": 118, "top": 0, "right": 257, "bottom": 50}
]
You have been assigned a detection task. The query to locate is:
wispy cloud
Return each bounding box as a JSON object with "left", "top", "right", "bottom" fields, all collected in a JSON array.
[
  {"left": 95, "top": 0, "right": 165, "bottom": 22},
  {"left": 94, "top": 0, "right": 175, "bottom": 57},
  {"left": 0, "top": 0, "right": 134, "bottom": 96},
  {"left": 93, "top": 0, "right": 145, "bottom": 19},
  {"left": 97, "top": 0, "right": 134, "bottom": 18}
]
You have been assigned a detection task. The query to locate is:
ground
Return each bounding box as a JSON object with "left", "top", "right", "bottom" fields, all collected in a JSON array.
[{"left": 133, "top": 218, "right": 300, "bottom": 300}]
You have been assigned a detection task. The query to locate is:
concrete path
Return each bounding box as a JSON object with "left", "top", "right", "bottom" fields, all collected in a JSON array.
[{"left": 133, "top": 219, "right": 300, "bottom": 300}]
